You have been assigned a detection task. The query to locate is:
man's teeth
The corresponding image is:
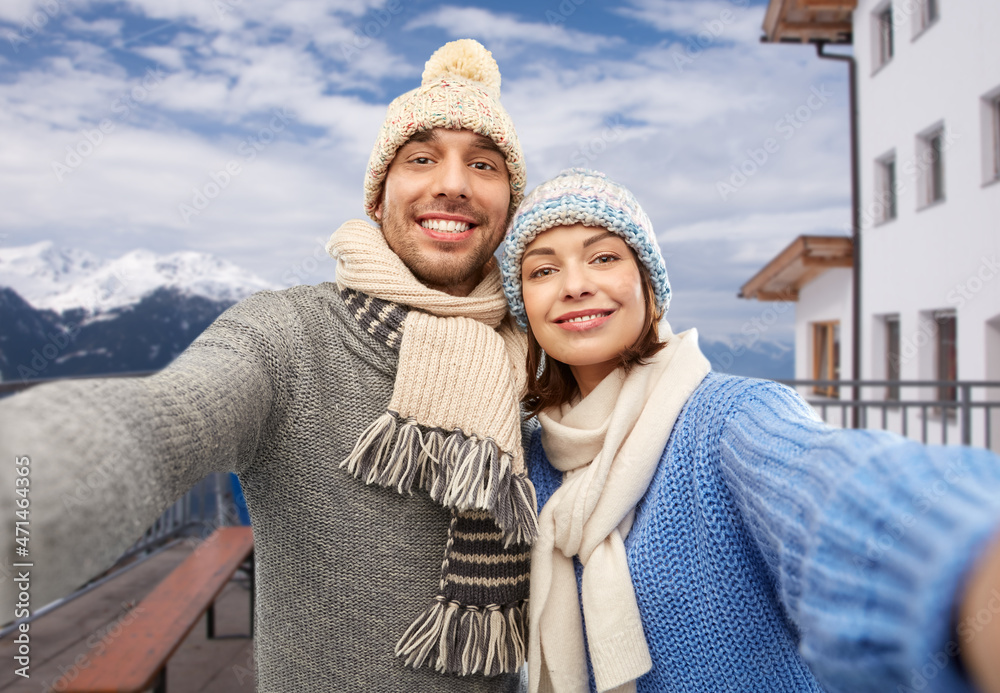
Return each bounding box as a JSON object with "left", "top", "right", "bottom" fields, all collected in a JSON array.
[
  {"left": 420, "top": 219, "right": 470, "bottom": 233},
  {"left": 566, "top": 313, "right": 606, "bottom": 323}
]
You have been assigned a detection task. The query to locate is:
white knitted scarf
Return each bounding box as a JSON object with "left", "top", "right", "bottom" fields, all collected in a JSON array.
[
  {"left": 326, "top": 219, "right": 537, "bottom": 677},
  {"left": 529, "top": 324, "right": 711, "bottom": 693}
]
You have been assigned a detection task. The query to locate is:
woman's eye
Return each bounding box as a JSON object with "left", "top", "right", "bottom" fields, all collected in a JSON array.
[
  {"left": 529, "top": 267, "right": 554, "bottom": 279},
  {"left": 593, "top": 254, "right": 619, "bottom": 265}
]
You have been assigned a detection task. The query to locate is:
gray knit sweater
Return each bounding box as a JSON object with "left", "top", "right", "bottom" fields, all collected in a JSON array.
[{"left": 0, "top": 283, "right": 521, "bottom": 692}]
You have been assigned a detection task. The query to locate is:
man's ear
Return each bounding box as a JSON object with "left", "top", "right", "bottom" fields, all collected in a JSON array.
[{"left": 373, "top": 201, "right": 383, "bottom": 221}]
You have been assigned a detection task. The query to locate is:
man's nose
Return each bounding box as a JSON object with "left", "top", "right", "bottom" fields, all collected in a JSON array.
[{"left": 431, "top": 157, "right": 471, "bottom": 200}]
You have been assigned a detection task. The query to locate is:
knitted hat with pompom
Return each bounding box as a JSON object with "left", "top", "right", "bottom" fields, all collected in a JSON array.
[
  {"left": 501, "top": 168, "right": 671, "bottom": 331},
  {"left": 363, "top": 39, "right": 525, "bottom": 221}
]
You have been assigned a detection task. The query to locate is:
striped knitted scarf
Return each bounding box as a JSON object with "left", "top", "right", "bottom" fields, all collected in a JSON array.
[{"left": 326, "top": 219, "right": 538, "bottom": 677}]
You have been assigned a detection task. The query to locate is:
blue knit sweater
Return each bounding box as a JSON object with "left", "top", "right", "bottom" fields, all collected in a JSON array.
[{"left": 527, "top": 372, "right": 1000, "bottom": 693}]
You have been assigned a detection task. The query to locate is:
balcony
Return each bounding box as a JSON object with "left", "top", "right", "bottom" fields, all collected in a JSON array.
[{"left": 781, "top": 379, "right": 1000, "bottom": 451}]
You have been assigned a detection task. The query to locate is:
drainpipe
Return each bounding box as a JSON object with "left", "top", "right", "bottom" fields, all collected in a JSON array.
[{"left": 815, "top": 41, "right": 861, "bottom": 427}]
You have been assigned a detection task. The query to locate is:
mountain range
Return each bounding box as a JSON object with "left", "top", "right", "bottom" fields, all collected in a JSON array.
[
  {"left": 0, "top": 242, "right": 276, "bottom": 382},
  {"left": 0, "top": 242, "right": 793, "bottom": 383}
]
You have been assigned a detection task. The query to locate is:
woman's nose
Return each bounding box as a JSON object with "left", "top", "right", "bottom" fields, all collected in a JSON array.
[{"left": 560, "top": 264, "right": 595, "bottom": 300}]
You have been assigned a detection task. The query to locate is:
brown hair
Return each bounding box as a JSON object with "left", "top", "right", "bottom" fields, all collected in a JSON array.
[{"left": 522, "top": 261, "right": 666, "bottom": 418}]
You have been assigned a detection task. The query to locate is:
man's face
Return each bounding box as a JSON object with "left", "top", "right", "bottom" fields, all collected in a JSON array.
[{"left": 375, "top": 128, "right": 511, "bottom": 297}]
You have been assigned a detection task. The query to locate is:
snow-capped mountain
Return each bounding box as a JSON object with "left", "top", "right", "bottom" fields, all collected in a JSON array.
[
  {"left": 0, "top": 242, "right": 282, "bottom": 383},
  {"left": 0, "top": 241, "right": 277, "bottom": 314}
]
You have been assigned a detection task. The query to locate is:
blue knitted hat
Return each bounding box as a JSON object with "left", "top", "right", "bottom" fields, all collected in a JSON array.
[{"left": 500, "top": 168, "right": 671, "bottom": 330}]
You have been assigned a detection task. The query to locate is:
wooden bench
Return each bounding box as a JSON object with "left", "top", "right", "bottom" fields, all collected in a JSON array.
[{"left": 58, "top": 525, "right": 254, "bottom": 693}]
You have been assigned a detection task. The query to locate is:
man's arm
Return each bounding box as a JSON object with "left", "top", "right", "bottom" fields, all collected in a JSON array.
[{"left": 0, "top": 290, "right": 295, "bottom": 608}]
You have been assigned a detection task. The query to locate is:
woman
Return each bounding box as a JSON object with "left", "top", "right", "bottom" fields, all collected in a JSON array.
[{"left": 499, "top": 168, "right": 1000, "bottom": 693}]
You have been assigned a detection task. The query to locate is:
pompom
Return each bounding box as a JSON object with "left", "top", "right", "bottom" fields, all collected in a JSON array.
[{"left": 421, "top": 39, "right": 501, "bottom": 93}]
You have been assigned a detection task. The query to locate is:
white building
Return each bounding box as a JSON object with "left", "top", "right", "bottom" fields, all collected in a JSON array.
[{"left": 750, "top": 0, "right": 1000, "bottom": 449}]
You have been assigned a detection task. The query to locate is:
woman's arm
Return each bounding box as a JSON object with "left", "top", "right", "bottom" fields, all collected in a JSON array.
[{"left": 715, "top": 377, "right": 1000, "bottom": 692}]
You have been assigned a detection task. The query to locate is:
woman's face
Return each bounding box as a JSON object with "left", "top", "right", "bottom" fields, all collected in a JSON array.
[{"left": 521, "top": 223, "right": 646, "bottom": 395}]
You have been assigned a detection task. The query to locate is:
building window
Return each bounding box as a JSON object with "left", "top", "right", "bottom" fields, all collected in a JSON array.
[
  {"left": 812, "top": 321, "right": 840, "bottom": 397},
  {"left": 984, "top": 90, "right": 1000, "bottom": 184},
  {"left": 873, "top": 4, "right": 894, "bottom": 70},
  {"left": 885, "top": 315, "right": 901, "bottom": 400},
  {"left": 914, "top": 0, "right": 939, "bottom": 35},
  {"left": 917, "top": 126, "right": 946, "bottom": 207},
  {"left": 934, "top": 311, "right": 956, "bottom": 402},
  {"left": 875, "top": 152, "right": 897, "bottom": 223}
]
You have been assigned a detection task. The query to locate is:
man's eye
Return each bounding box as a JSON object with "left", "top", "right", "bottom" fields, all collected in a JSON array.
[
  {"left": 471, "top": 161, "right": 495, "bottom": 170},
  {"left": 412, "top": 157, "right": 433, "bottom": 164}
]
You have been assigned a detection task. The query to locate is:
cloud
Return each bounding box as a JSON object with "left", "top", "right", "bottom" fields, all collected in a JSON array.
[
  {"left": 406, "top": 5, "right": 619, "bottom": 54},
  {"left": 615, "top": 0, "right": 764, "bottom": 45},
  {"left": 0, "top": 0, "right": 853, "bottom": 348},
  {"left": 0, "top": 0, "right": 56, "bottom": 25},
  {"left": 63, "top": 15, "right": 122, "bottom": 36}
]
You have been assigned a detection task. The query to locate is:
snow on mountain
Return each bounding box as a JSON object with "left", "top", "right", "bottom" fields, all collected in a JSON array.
[{"left": 0, "top": 242, "right": 278, "bottom": 314}]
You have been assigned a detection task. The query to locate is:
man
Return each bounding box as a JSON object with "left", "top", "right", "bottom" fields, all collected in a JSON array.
[{"left": 0, "top": 39, "right": 533, "bottom": 692}]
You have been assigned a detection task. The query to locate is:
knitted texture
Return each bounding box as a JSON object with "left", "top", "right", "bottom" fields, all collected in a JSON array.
[
  {"left": 528, "top": 371, "right": 1000, "bottom": 693},
  {"left": 327, "top": 219, "right": 536, "bottom": 675},
  {"left": 501, "top": 168, "right": 670, "bottom": 330},
  {"left": 529, "top": 324, "right": 710, "bottom": 693},
  {"left": 363, "top": 39, "right": 526, "bottom": 221},
  {"left": 0, "top": 284, "right": 522, "bottom": 693}
]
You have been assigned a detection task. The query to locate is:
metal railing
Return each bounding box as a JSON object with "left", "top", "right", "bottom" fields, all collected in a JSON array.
[{"left": 779, "top": 379, "right": 1000, "bottom": 451}]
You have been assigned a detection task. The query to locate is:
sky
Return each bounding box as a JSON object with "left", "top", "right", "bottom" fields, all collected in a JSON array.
[{"left": 0, "top": 0, "right": 853, "bottom": 343}]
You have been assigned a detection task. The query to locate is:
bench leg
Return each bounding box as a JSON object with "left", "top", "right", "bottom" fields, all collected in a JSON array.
[
  {"left": 207, "top": 602, "right": 216, "bottom": 639},
  {"left": 153, "top": 667, "right": 166, "bottom": 693}
]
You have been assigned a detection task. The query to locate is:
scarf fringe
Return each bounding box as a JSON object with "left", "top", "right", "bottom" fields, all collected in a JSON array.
[
  {"left": 395, "top": 596, "right": 528, "bottom": 677},
  {"left": 341, "top": 411, "right": 538, "bottom": 544}
]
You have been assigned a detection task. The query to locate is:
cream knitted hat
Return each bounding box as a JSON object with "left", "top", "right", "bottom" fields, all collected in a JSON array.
[
  {"left": 501, "top": 168, "right": 671, "bottom": 330},
  {"left": 363, "top": 39, "right": 526, "bottom": 221}
]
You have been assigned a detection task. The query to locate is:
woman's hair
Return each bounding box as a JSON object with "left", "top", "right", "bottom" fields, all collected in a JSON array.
[{"left": 522, "top": 259, "right": 667, "bottom": 418}]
